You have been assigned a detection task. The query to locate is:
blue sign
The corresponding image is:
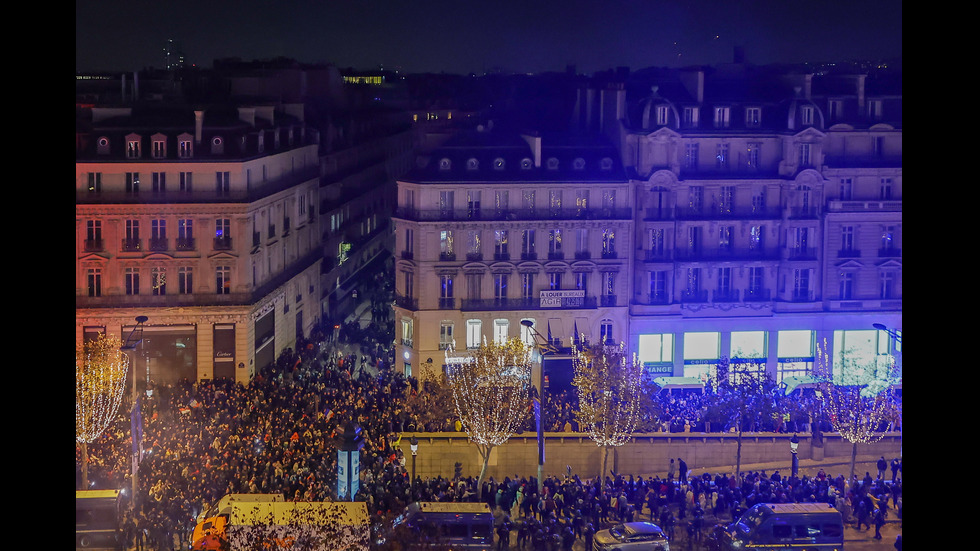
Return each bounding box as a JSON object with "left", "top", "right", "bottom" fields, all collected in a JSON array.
[{"left": 337, "top": 449, "right": 360, "bottom": 501}]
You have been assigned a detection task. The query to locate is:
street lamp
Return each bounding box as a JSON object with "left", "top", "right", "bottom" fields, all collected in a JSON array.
[
  {"left": 790, "top": 433, "right": 800, "bottom": 477},
  {"left": 872, "top": 323, "right": 902, "bottom": 344},
  {"left": 519, "top": 320, "right": 556, "bottom": 495},
  {"left": 409, "top": 436, "right": 419, "bottom": 495},
  {"left": 120, "top": 315, "right": 148, "bottom": 505}
]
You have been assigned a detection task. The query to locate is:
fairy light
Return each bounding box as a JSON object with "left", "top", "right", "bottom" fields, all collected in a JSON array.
[
  {"left": 444, "top": 337, "right": 532, "bottom": 448},
  {"left": 76, "top": 333, "right": 130, "bottom": 444},
  {"left": 572, "top": 342, "right": 643, "bottom": 448}
]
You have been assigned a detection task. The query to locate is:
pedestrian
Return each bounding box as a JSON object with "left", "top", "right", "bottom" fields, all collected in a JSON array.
[
  {"left": 583, "top": 523, "right": 595, "bottom": 551},
  {"left": 678, "top": 458, "right": 688, "bottom": 483},
  {"left": 668, "top": 458, "right": 675, "bottom": 481},
  {"left": 854, "top": 498, "right": 869, "bottom": 531},
  {"left": 496, "top": 515, "right": 512, "bottom": 550},
  {"left": 890, "top": 457, "right": 901, "bottom": 484},
  {"left": 876, "top": 456, "right": 887, "bottom": 479},
  {"left": 873, "top": 506, "right": 886, "bottom": 540}
]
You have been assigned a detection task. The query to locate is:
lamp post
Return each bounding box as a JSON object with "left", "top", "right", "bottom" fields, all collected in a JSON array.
[
  {"left": 872, "top": 323, "right": 902, "bottom": 344},
  {"left": 790, "top": 433, "right": 800, "bottom": 477},
  {"left": 120, "top": 315, "right": 148, "bottom": 505},
  {"left": 410, "top": 436, "right": 419, "bottom": 495},
  {"left": 520, "top": 320, "right": 557, "bottom": 495}
]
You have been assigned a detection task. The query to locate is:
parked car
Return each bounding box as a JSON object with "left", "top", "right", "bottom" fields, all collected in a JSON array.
[{"left": 593, "top": 522, "right": 670, "bottom": 551}]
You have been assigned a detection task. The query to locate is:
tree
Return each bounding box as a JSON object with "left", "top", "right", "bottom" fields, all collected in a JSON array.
[
  {"left": 816, "top": 341, "right": 901, "bottom": 479},
  {"left": 709, "top": 356, "right": 780, "bottom": 478},
  {"left": 572, "top": 342, "right": 643, "bottom": 480},
  {"left": 76, "top": 333, "right": 130, "bottom": 489},
  {"left": 444, "top": 337, "right": 532, "bottom": 499}
]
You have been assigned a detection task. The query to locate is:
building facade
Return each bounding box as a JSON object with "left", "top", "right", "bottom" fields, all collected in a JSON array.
[{"left": 76, "top": 104, "right": 322, "bottom": 386}]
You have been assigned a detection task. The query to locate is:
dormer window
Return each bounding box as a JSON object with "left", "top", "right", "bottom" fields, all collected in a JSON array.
[
  {"left": 546, "top": 157, "right": 559, "bottom": 170},
  {"left": 801, "top": 105, "right": 815, "bottom": 126},
  {"left": 178, "top": 138, "right": 193, "bottom": 158},
  {"left": 867, "top": 99, "right": 883, "bottom": 121},
  {"left": 745, "top": 107, "right": 761, "bottom": 127},
  {"left": 656, "top": 105, "right": 669, "bottom": 126},
  {"left": 466, "top": 158, "right": 479, "bottom": 171},
  {"left": 127, "top": 138, "right": 142, "bottom": 159},
  {"left": 520, "top": 158, "right": 533, "bottom": 170},
  {"left": 828, "top": 100, "right": 843, "bottom": 122},
  {"left": 713, "top": 107, "right": 730, "bottom": 128},
  {"left": 493, "top": 157, "right": 506, "bottom": 170},
  {"left": 211, "top": 136, "right": 224, "bottom": 155},
  {"left": 683, "top": 107, "right": 699, "bottom": 128},
  {"left": 600, "top": 157, "right": 613, "bottom": 171},
  {"left": 439, "top": 158, "right": 452, "bottom": 171},
  {"left": 572, "top": 157, "right": 586, "bottom": 171},
  {"left": 152, "top": 138, "right": 166, "bottom": 159}
]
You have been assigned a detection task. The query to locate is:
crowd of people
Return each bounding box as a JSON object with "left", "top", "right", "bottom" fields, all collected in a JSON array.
[{"left": 77, "top": 313, "right": 901, "bottom": 550}]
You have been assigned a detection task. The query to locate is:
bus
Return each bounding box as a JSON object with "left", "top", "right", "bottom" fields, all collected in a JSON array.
[
  {"left": 76, "top": 489, "right": 122, "bottom": 550},
  {"left": 385, "top": 502, "right": 494, "bottom": 550}
]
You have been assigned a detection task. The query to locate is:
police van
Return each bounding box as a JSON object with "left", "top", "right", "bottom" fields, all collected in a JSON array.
[
  {"left": 385, "top": 502, "right": 494, "bottom": 550},
  {"left": 712, "top": 502, "right": 844, "bottom": 551}
]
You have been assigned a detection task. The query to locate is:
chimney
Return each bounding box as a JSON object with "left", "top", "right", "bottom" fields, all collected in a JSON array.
[
  {"left": 195, "top": 110, "right": 205, "bottom": 144},
  {"left": 133, "top": 71, "right": 139, "bottom": 102},
  {"left": 680, "top": 69, "right": 704, "bottom": 103}
]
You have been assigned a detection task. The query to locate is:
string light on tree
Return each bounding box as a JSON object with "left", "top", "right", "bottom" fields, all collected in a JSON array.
[{"left": 76, "top": 332, "right": 130, "bottom": 488}]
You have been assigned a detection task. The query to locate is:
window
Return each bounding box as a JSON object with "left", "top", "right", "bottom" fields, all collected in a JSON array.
[
  {"left": 439, "top": 190, "right": 455, "bottom": 217},
  {"left": 745, "top": 107, "right": 761, "bottom": 127},
  {"left": 575, "top": 228, "right": 589, "bottom": 255},
  {"left": 404, "top": 271, "right": 414, "bottom": 298},
  {"left": 656, "top": 105, "right": 669, "bottom": 125},
  {"left": 177, "top": 219, "right": 194, "bottom": 250},
  {"left": 576, "top": 189, "right": 589, "bottom": 212},
  {"left": 752, "top": 188, "right": 767, "bottom": 212},
  {"left": 879, "top": 271, "right": 895, "bottom": 299},
  {"left": 602, "top": 272, "right": 615, "bottom": 296},
  {"left": 467, "top": 190, "right": 481, "bottom": 218},
  {"left": 600, "top": 320, "right": 614, "bottom": 344},
  {"left": 801, "top": 105, "right": 814, "bottom": 126},
  {"left": 439, "top": 322, "right": 455, "bottom": 350},
  {"left": 152, "top": 139, "right": 166, "bottom": 159},
  {"left": 839, "top": 178, "right": 853, "bottom": 200},
  {"left": 151, "top": 267, "right": 166, "bottom": 296},
  {"left": 466, "top": 230, "right": 481, "bottom": 259},
  {"left": 87, "top": 172, "right": 102, "bottom": 193},
  {"left": 216, "top": 265, "right": 231, "bottom": 295},
  {"left": 549, "top": 190, "right": 562, "bottom": 213},
  {"left": 87, "top": 268, "right": 102, "bottom": 297},
  {"left": 466, "top": 273, "right": 482, "bottom": 300},
  {"left": 839, "top": 271, "right": 854, "bottom": 300},
  {"left": 793, "top": 268, "right": 811, "bottom": 300},
  {"left": 152, "top": 172, "right": 166, "bottom": 193},
  {"left": 178, "top": 267, "right": 193, "bottom": 294},
  {"left": 179, "top": 171, "right": 192, "bottom": 192},
  {"left": 494, "top": 230, "right": 509, "bottom": 258},
  {"left": 216, "top": 171, "right": 230, "bottom": 195},
  {"left": 494, "top": 274, "right": 508, "bottom": 300},
  {"left": 648, "top": 228, "right": 665, "bottom": 256},
  {"left": 880, "top": 178, "right": 893, "bottom": 200},
  {"left": 440, "top": 230, "right": 455, "bottom": 260},
  {"left": 873, "top": 136, "right": 885, "bottom": 157},
  {"left": 86, "top": 220, "right": 103, "bottom": 250},
  {"left": 494, "top": 190, "right": 508, "bottom": 214},
  {"left": 574, "top": 272, "right": 588, "bottom": 293},
  {"left": 178, "top": 139, "right": 192, "bottom": 158},
  {"left": 466, "top": 320, "right": 482, "bottom": 349},
  {"left": 688, "top": 226, "right": 703, "bottom": 253},
  {"left": 548, "top": 229, "right": 562, "bottom": 257},
  {"left": 521, "top": 229, "right": 536, "bottom": 258},
  {"left": 717, "top": 267, "right": 733, "bottom": 295},
  {"left": 828, "top": 100, "right": 843, "bottom": 122},
  {"left": 151, "top": 219, "right": 166, "bottom": 249},
  {"left": 683, "top": 106, "right": 699, "bottom": 127},
  {"left": 549, "top": 272, "right": 562, "bottom": 290},
  {"left": 746, "top": 142, "right": 760, "bottom": 170},
  {"left": 686, "top": 267, "right": 701, "bottom": 293},
  {"left": 714, "top": 106, "right": 730, "bottom": 128},
  {"left": 494, "top": 319, "right": 509, "bottom": 344},
  {"left": 401, "top": 318, "right": 414, "bottom": 347},
  {"left": 125, "top": 267, "right": 140, "bottom": 295},
  {"left": 649, "top": 271, "right": 667, "bottom": 302},
  {"left": 124, "top": 219, "right": 140, "bottom": 250},
  {"left": 127, "top": 139, "right": 141, "bottom": 159},
  {"left": 125, "top": 172, "right": 140, "bottom": 193},
  {"left": 520, "top": 318, "right": 536, "bottom": 347},
  {"left": 684, "top": 143, "right": 699, "bottom": 169},
  {"left": 719, "top": 185, "right": 734, "bottom": 213},
  {"left": 689, "top": 186, "right": 704, "bottom": 213},
  {"left": 840, "top": 226, "right": 855, "bottom": 255},
  {"left": 601, "top": 229, "right": 615, "bottom": 257},
  {"left": 798, "top": 143, "right": 812, "bottom": 167},
  {"left": 719, "top": 226, "right": 734, "bottom": 251},
  {"left": 716, "top": 144, "right": 729, "bottom": 170},
  {"left": 880, "top": 225, "right": 896, "bottom": 253},
  {"left": 748, "top": 266, "right": 765, "bottom": 296},
  {"left": 521, "top": 273, "right": 535, "bottom": 299},
  {"left": 639, "top": 333, "right": 673, "bottom": 364},
  {"left": 215, "top": 218, "right": 231, "bottom": 247},
  {"left": 522, "top": 189, "right": 536, "bottom": 211},
  {"left": 867, "top": 99, "right": 883, "bottom": 120},
  {"left": 440, "top": 275, "right": 454, "bottom": 305}
]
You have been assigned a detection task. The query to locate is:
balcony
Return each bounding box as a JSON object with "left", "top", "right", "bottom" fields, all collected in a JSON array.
[
  {"left": 786, "top": 247, "right": 818, "bottom": 261},
  {"left": 521, "top": 252, "right": 537, "bottom": 261},
  {"left": 214, "top": 237, "right": 233, "bottom": 251},
  {"left": 675, "top": 247, "right": 780, "bottom": 262},
  {"left": 394, "top": 294, "right": 418, "bottom": 310},
  {"left": 600, "top": 294, "right": 618, "bottom": 307},
  {"left": 574, "top": 251, "right": 591, "bottom": 260},
  {"left": 680, "top": 289, "right": 709, "bottom": 303},
  {"left": 789, "top": 290, "right": 815, "bottom": 302},
  {"left": 837, "top": 249, "right": 860, "bottom": 258},
  {"left": 438, "top": 297, "right": 456, "bottom": 309},
  {"left": 176, "top": 237, "right": 195, "bottom": 251},
  {"left": 547, "top": 251, "right": 564, "bottom": 260},
  {"left": 393, "top": 206, "right": 633, "bottom": 222},
  {"left": 148, "top": 237, "right": 169, "bottom": 252},
  {"left": 121, "top": 238, "right": 142, "bottom": 252},
  {"left": 493, "top": 252, "right": 510, "bottom": 261},
  {"left": 84, "top": 238, "right": 104, "bottom": 252},
  {"left": 643, "top": 249, "right": 672, "bottom": 262},
  {"left": 712, "top": 289, "right": 740, "bottom": 302},
  {"left": 672, "top": 205, "right": 782, "bottom": 221},
  {"left": 743, "top": 288, "right": 772, "bottom": 302},
  {"left": 878, "top": 247, "right": 901, "bottom": 258},
  {"left": 601, "top": 250, "right": 618, "bottom": 259},
  {"left": 466, "top": 252, "right": 483, "bottom": 261},
  {"left": 439, "top": 252, "right": 457, "bottom": 261},
  {"left": 460, "top": 296, "right": 597, "bottom": 311}
]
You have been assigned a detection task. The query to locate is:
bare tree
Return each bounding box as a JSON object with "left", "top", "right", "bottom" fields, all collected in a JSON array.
[
  {"left": 572, "top": 342, "right": 643, "bottom": 480},
  {"left": 76, "top": 333, "right": 130, "bottom": 489},
  {"left": 817, "top": 343, "right": 901, "bottom": 479},
  {"left": 709, "top": 355, "right": 780, "bottom": 478},
  {"left": 445, "top": 337, "right": 532, "bottom": 499}
]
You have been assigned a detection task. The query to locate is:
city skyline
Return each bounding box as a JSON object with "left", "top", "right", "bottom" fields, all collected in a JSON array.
[{"left": 76, "top": 0, "right": 902, "bottom": 75}]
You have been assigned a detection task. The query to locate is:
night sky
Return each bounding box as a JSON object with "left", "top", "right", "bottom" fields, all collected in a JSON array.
[{"left": 76, "top": 0, "right": 902, "bottom": 74}]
